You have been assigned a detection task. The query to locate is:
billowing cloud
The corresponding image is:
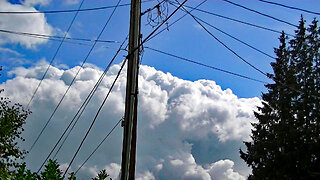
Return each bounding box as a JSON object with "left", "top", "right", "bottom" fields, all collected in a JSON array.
[
  {"left": 208, "top": 160, "right": 245, "bottom": 180},
  {"left": 1, "top": 62, "right": 260, "bottom": 179},
  {"left": 0, "top": 1, "right": 53, "bottom": 48}
]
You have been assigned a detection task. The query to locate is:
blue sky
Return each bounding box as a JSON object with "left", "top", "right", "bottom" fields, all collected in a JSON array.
[
  {"left": 1, "top": 0, "right": 320, "bottom": 179},
  {"left": 1, "top": 0, "right": 319, "bottom": 97}
]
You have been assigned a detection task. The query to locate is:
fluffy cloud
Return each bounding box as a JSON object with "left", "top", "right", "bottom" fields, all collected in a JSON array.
[
  {"left": 1, "top": 62, "right": 260, "bottom": 179},
  {"left": 208, "top": 160, "right": 245, "bottom": 180},
  {"left": 0, "top": 1, "right": 53, "bottom": 48}
]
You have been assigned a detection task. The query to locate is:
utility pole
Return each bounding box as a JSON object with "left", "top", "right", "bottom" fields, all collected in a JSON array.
[{"left": 121, "top": 0, "right": 141, "bottom": 179}]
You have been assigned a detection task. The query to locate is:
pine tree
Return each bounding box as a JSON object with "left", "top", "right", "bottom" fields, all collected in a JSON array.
[
  {"left": 240, "top": 32, "right": 297, "bottom": 179},
  {"left": 40, "top": 159, "right": 63, "bottom": 180},
  {"left": 240, "top": 17, "right": 320, "bottom": 179},
  {"left": 92, "top": 169, "right": 112, "bottom": 180},
  {"left": 306, "top": 18, "right": 320, "bottom": 178},
  {"left": 14, "top": 163, "right": 39, "bottom": 180}
]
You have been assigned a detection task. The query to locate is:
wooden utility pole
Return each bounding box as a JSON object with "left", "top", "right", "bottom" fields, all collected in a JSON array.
[{"left": 121, "top": 0, "right": 141, "bottom": 179}]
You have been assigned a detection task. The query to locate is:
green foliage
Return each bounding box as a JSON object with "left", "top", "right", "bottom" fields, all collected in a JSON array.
[
  {"left": 13, "top": 163, "right": 39, "bottom": 180},
  {"left": 0, "top": 69, "right": 112, "bottom": 179},
  {"left": 40, "top": 159, "right": 63, "bottom": 180},
  {"left": 240, "top": 17, "right": 320, "bottom": 179},
  {"left": 93, "top": 169, "right": 112, "bottom": 180},
  {"left": 0, "top": 69, "right": 31, "bottom": 177},
  {"left": 68, "top": 172, "right": 76, "bottom": 180}
]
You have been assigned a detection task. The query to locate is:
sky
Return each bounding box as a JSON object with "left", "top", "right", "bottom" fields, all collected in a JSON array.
[{"left": 0, "top": 0, "right": 320, "bottom": 179}]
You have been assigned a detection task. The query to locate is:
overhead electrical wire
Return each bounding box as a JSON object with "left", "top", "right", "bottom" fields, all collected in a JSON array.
[
  {"left": 145, "top": 47, "right": 267, "bottom": 84},
  {"left": 168, "top": 1, "right": 294, "bottom": 37},
  {"left": 52, "top": 47, "right": 128, "bottom": 160},
  {"left": 222, "top": 0, "right": 298, "bottom": 28},
  {"left": 172, "top": 1, "right": 268, "bottom": 77},
  {"left": 0, "top": 29, "right": 118, "bottom": 43},
  {"left": 0, "top": 4, "right": 128, "bottom": 14},
  {"left": 36, "top": 37, "right": 128, "bottom": 173},
  {"left": 74, "top": 118, "right": 123, "bottom": 174},
  {"left": 25, "top": 1, "right": 84, "bottom": 110},
  {"left": 62, "top": 58, "right": 127, "bottom": 178},
  {"left": 192, "top": 15, "right": 276, "bottom": 59},
  {"left": 62, "top": 0, "right": 188, "bottom": 177},
  {"left": 0, "top": 30, "right": 111, "bottom": 49},
  {"left": 75, "top": 40, "right": 142, "bottom": 175},
  {"left": 0, "top": 30, "right": 89, "bottom": 46},
  {"left": 54, "top": 42, "right": 127, "bottom": 160},
  {"left": 53, "top": 0, "right": 185, "bottom": 159},
  {"left": 0, "top": 0, "right": 154, "bottom": 14},
  {"left": 141, "top": 0, "right": 165, "bottom": 16},
  {"left": 258, "top": 0, "right": 320, "bottom": 16},
  {"left": 174, "top": 1, "right": 320, "bottom": 100},
  {"left": 71, "top": 1, "right": 290, "bottom": 171},
  {"left": 30, "top": 0, "right": 122, "bottom": 156},
  {"left": 129, "top": 0, "right": 188, "bottom": 57},
  {"left": 45, "top": 0, "right": 174, "bottom": 163},
  {"left": 146, "top": 0, "right": 207, "bottom": 43},
  {"left": 41, "top": 0, "right": 176, "bottom": 167}
]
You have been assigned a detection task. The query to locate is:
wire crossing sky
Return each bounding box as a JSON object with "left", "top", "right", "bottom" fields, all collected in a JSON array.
[{"left": 1, "top": 0, "right": 320, "bottom": 179}]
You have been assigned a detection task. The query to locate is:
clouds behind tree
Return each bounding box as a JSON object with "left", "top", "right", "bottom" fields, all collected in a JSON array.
[{"left": 1, "top": 62, "right": 260, "bottom": 179}]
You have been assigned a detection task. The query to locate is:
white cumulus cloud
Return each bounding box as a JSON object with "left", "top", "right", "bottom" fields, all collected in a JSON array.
[
  {"left": 0, "top": 0, "right": 53, "bottom": 48},
  {"left": 0, "top": 62, "right": 260, "bottom": 179}
]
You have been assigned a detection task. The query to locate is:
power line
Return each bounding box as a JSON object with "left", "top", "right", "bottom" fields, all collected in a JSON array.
[
  {"left": 169, "top": 1, "right": 294, "bottom": 37},
  {"left": 74, "top": 117, "right": 123, "bottom": 174},
  {"left": 44, "top": 0, "right": 183, "bottom": 165},
  {"left": 145, "top": 47, "right": 267, "bottom": 84},
  {"left": 191, "top": 14, "right": 276, "bottom": 60},
  {"left": 0, "top": 29, "right": 118, "bottom": 43},
  {"left": 176, "top": 1, "right": 320, "bottom": 100},
  {"left": 0, "top": 30, "right": 89, "bottom": 46},
  {"left": 146, "top": 0, "right": 207, "bottom": 43},
  {"left": 141, "top": 0, "right": 165, "bottom": 16},
  {"left": 26, "top": 0, "right": 84, "bottom": 110},
  {"left": 53, "top": 40, "right": 128, "bottom": 162},
  {"left": 34, "top": 0, "right": 125, "bottom": 171},
  {"left": 222, "top": 0, "right": 297, "bottom": 28},
  {"left": 258, "top": 0, "right": 320, "bottom": 16},
  {"left": 36, "top": 37, "right": 127, "bottom": 173},
  {"left": 130, "top": 0, "right": 188, "bottom": 58},
  {"left": 152, "top": 0, "right": 292, "bottom": 60},
  {"left": 53, "top": 0, "right": 186, "bottom": 158},
  {"left": 0, "top": 0, "right": 154, "bottom": 14},
  {"left": 63, "top": 1, "right": 187, "bottom": 176},
  {"left": 30, "top": 0, "right": 122, "bottom": 156},
  {"left": 0, "top": 30, "right": 112, "bottom": 49},
  {"left": 173, "top": 1, "right": 268, "bottom": 77},
  {"left": 62, "top": 58, "right": 127, "bottom": 178},
  {"left": 0, "top": 4, "right": 128, "bottom": 14}
]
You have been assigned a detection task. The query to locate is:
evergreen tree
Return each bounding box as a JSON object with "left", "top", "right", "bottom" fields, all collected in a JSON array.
[
  {"left": 93, "top": 169, "right": 112, "bottom": 180},
  {"left": 40, "top": 159, "right": 63, "bottom": 180},
  {"left": 240, "top": 18, "right": 320, "bottom": 179},
  {"left": 306, "top": 18, "right": 320, "bottom": 178},
  {"left": 14, "top": 163, "right": 39, "bottom": 180}
]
